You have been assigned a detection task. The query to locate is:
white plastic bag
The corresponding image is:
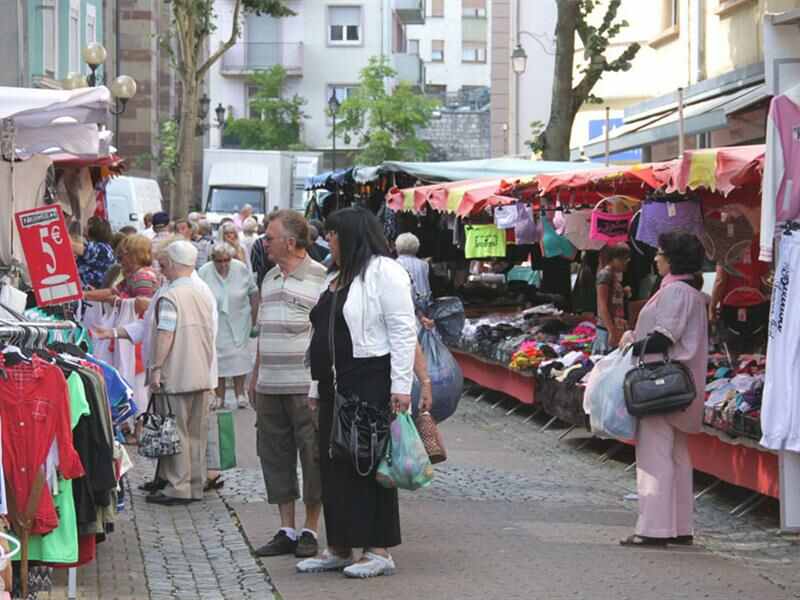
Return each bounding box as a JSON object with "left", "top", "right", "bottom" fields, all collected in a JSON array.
[{"left": 584, "top": 347, "right": 637, "bottom": 440}]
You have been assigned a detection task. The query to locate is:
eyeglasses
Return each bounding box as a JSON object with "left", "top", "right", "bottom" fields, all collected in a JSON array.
[{"left": 214, "top": 258, "right": 231, "bottom": 263}]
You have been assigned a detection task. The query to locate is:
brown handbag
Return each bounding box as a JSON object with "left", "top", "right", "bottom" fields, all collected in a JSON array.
[{"left": 415, "top": 411, "right": 447, "bottom": 465}]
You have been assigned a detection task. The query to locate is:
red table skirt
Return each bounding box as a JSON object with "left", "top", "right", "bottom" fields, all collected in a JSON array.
[
  {"left": 452, "top": 350, "right": 536, "bottom": 405},
  {"left": 453, "top": 350, "right": 779, "bottom": 498}
]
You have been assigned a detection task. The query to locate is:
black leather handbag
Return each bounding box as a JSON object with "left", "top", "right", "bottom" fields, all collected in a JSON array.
[
  {"left": 623, "top": 335, "right": 696, "bottom": 417},
  {"left": 327, "top": 288, "right": 390, "bottom": 477}
]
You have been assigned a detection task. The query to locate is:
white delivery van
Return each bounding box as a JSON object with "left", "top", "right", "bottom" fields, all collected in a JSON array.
[
  {"left": 105, "top": 176, "right": 164, "bottom": 232},
  {"left": 204, "top": 160, "right": 269, "bottom": 227}
]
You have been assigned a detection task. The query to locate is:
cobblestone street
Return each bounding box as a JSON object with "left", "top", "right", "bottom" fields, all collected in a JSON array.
[{"left": 43, "top": 388, "right": 800, "bottom": 599}]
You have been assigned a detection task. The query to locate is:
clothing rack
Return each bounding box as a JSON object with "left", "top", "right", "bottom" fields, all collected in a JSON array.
[{"left": 0, "top": 315, "right": 80, "bottom": 599}]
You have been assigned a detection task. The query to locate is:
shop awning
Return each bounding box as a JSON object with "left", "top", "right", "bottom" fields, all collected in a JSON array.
[
  {"left": 305, "top": 168, "right": 353, "bottom": 190},
  {"left": 386, "top": 176, "right": 535, "bottom": 215},
  {"left": 380, "top": 157, "right": 594, "bottom": 183},
  {"left": 575, "top": 83, "right": 769, "bottom": 160},
  {"left": 0, "top": 86, "right": 113, "bottom": 158}
]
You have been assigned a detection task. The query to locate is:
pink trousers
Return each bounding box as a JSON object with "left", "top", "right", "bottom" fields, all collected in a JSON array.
[{"left": 635, "top": 415, "right": 694, "bottom": 538}]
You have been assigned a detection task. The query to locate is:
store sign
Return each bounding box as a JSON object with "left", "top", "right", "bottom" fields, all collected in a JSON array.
[{"left": 14, "top": 205, "right": 82, "bottom": 307}]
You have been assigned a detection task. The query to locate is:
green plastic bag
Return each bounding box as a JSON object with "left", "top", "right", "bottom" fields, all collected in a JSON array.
[
  {"left": 376, "top": 412, "right": 434, "bottom": 491},
  {"left": 207, "top": 409, "right": 237, "bottom": 471}
]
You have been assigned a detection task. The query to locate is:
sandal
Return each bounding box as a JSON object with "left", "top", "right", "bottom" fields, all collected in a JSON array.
[
  {"left": 620, "top": 534, "right": 668, "bottom": 547},
  {"left": 204, "top": 477, "right": 225, "bottom": 492}
]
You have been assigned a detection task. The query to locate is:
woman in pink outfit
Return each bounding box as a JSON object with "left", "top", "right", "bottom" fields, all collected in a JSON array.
[{"left": 619, "top": 232, "right": 709, "bottom": 547}]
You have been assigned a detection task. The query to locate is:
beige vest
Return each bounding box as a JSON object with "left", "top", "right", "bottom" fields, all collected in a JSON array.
[{"left": 155, "top": 283, "right": 215, "bottom": 394}]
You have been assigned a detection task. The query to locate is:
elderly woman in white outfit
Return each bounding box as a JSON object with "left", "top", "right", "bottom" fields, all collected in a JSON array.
[{"left": 199, "top": 243, "right": 259, "bottom": 409}]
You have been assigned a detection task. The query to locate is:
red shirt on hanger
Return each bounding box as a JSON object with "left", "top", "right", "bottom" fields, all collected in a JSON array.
[{"left": 0, "top": 355, "right": 84, "bottom": 535}]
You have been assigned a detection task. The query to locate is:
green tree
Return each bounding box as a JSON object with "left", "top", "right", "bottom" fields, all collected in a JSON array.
[
  {"left": 539, "top": 0, "right": 640, "bottom": 160},
  {"left": 223, "top": 66, "right": 307, "bottom": 150},
  {"left": 168, "top": 0, "right": 293, "bottom": 217},
  {"left": 336, "top": 56, "right": 438, "bottom": 165}
]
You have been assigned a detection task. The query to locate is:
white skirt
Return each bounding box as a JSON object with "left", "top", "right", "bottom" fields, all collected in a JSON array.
[{"left": 217, "top": 337, "right": 257, "bottom": 378}]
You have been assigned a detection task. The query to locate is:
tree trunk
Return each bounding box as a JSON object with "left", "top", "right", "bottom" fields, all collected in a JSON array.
[
  {"left": 174, "top": 78, "right": 199, "bottom": 218},
  {"left": 542, "top": 0, "right": 580, "bottom": 161}
]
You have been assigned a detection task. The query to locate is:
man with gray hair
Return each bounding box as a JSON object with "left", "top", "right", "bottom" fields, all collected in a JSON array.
[
  {"left": 146, "top": 240, "right": 217, "bottom": 505},
  {"left": 250, "top": 209, "right": 326, "bottom": 558}
]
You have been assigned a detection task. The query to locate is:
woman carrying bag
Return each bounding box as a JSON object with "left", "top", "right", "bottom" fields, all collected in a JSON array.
[
  {"left": 298, "top": 207, "right": 417, "bottom": 579},
  {"left": 619, "top": 232, "right": 709, "bottom": 548}
]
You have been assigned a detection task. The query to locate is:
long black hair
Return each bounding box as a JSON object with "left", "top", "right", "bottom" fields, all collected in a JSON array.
[{"left": 326, "top": 206, "right": 390, "bottom": 287}]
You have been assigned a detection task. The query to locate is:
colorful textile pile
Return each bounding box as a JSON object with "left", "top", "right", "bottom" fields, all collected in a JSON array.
[{"left": 703, "top": 354, "right": 765, "bottom": 440}]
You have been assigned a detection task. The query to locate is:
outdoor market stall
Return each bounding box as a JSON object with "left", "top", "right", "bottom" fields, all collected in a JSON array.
[
  {"left": 0, "top": 85, "right": 132, "bottom": 598},
  {"left": 388, "top": 146, "right": 787, "bottom": 506}
]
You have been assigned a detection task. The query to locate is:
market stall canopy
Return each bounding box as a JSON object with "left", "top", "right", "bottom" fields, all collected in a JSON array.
[
  {"left": 534, "top": 145, "right": 764, "bottom": 200},
  {"left": 380, "top": 157, "right": 596, "bottom": 183},
  {"left": 305, "top": 168, "right": 353, "bottom": 190},
  {"left": 0, "top": 86, "right": 112, "bottom": 157}
]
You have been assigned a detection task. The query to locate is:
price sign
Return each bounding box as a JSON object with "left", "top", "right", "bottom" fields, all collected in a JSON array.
[{"left": 14, "top": 205, "right": 83, "bottom": 307}]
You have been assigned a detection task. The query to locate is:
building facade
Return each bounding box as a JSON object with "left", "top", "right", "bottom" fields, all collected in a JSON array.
[
  {"left": 207, "top": 0, "right": 425, "bottom": 155},
  {"left": 577, "top": 0, "right": 800, "bottom": 162},
  {"left": 0, "top": 0, "right": 106, "bottom": 88},
  {"left": 490, "top": 0, "right": 655, "bottom": 159},
  {"left": 405, "top": 0, "right": 491, "bottom": 97}
]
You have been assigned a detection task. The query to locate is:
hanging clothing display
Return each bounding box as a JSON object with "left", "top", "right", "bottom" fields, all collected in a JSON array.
[
  {"left": 541, "top": 215, "right": 577, "bottom": 260},
  {"left": 464, "top": 225, "right": 507, "bottom": 259},
  {"left": 761, "top": 232, "right": 800, "bottom": 452},
  {"left": 761, "top": 88, "right": 800, "bottom": 262},
  {"left": 702, "top": 213, "right": 754, "bottom": 276},
  {"left": 589, "top": 203, "right": 634, "bottom": 245},
  {"left": 493, "top": 204, "right": 519, "bottom": 229},
  {"left": 514, "top": 205, "right": 540, "bottom": 245},
  {"left": 635, "top": 196, "right": 704, "bottom": 248},
  {"left": 563, "top": 209, "right": 605, "bottom": 251}
]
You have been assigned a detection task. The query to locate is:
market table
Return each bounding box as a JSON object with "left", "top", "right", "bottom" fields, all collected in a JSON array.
[{"left": 452, "top": 350, "right": 780, "bottom": 499}]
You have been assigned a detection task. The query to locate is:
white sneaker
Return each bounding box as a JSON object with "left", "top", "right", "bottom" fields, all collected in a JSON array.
[
  {"left": 296, "top": 550, "right": 354, "bottom": 573},
  {"left": 342, "top": 552, "right": 396, "bottom": 578},
  {"left": 237, "top": 395, "right": 249, "bottom": 409}
]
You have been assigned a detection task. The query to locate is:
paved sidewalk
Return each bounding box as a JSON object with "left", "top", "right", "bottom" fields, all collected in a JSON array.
[{"left": 227, "top": 396, "right": 800, "bottom": 600}]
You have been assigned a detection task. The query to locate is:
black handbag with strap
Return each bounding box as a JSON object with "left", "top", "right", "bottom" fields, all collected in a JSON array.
[
  {"left": 623, "top": 334, "right": 696, "bottom": 417},
  {"left": 327, "top": 287, "right": 390, "bottom": 477}
]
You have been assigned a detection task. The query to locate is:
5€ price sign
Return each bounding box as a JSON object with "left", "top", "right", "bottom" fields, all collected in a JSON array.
[{"left": 14, "top": 205, "right": 83, "bottom": 307}]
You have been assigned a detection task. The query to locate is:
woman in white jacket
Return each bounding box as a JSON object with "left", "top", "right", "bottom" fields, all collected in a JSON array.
[{"left": 298, "top": 207, "right": 417, "bottom": 579}]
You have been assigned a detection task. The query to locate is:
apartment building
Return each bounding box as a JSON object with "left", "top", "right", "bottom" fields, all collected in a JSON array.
[
  {"left": 405, "top": 0, "right": 491, "bottom": 99},
  {"left": 207, "top": 0, "right": 425, "bottom": 154},
  {"left": 0, "top": 0, "right": 107, "bottom": 88},
  {"left": 578, "top": 0, "right": 800, "bottom": 162}
]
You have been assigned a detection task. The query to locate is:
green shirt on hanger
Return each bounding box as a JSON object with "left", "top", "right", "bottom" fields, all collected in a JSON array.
[{"left": 464, "top": 224, "right": 507, "bottom": 259}]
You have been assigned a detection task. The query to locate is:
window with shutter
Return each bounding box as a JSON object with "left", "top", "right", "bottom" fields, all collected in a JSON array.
[
  {"left": 42, "top": 0, "right": 58, "bottom": 77},
  {"left": 462, "top": 41, "right": 487, "bottom": 63},
  {"left": 329, "top": 6, "right": 362, "bottom": 45},
  {"left": 431, "top": 40, "right": 444, "bottom": 62},
  {"left": 431, "top": 0, "right": 444, "bottom": 17},
  {"left": 462, "top": 0, "right": 487, "bottom": 18}
]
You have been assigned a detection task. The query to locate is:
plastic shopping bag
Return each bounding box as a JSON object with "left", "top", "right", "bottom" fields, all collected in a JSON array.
[
  {"left": 429, "top": 296, "right": 465, "bottom": 345},
  {"left": 411, "top": 328, "right": 464, "bottom": 423},
  {"left": 207, "top": 409, "right": 237, "bottom": 471},
  {"left": 376, "top": 412, "right": 434, "bottom": 491},
  {"left": 584, "top": 347, "right": 637, "bottom": 440}
]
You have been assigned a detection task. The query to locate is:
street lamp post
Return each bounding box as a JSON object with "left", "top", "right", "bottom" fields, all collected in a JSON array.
[
  {"left": 511, "top": 43, "right": 528, "bottom": 156},
  {"left": 62, "top": 42, "right": 137, "bottom": 115},
  {"left": 328, "top": 90, "right": 341, "bottom": 173}
]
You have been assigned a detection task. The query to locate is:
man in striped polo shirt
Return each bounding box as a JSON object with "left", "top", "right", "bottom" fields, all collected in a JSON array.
[{"left": 249, "top": 210, "right": 327, "bottom": 560}]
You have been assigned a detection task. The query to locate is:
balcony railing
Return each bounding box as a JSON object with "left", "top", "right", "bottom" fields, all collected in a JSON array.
[
  {"left": 393, "top": 0, "right": 425, "bottom": 24},
  {"left": 392, "top": 52, "right": 423, "bottom": 86},
  {"left": 222, "top": 42, "right": 303, "bottom": 75}
]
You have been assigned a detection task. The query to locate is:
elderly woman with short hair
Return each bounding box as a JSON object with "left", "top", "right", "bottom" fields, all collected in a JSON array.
[
  {"left": 220, "top": 221, "right": 248, "bottom": 263},
  {"left": 395, "top": 232, "right": 433, "bottom": 326},
  {"left": 199, "top": 242, "right": 259, "bottom": 409},
  {"left": 241, "top": 217, "right": 260, "bottom": 265}
]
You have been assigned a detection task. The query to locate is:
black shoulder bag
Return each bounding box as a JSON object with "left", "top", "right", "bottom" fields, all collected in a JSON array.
[
  {"left": 327, "top": 287, "right": 390, "bottom": 477},
  {"left": 623, "top": 334, "right": 696, "bottom": 417}
]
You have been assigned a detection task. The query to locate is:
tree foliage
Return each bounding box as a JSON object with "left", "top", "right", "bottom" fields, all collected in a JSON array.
[
  {"left": 167, "top": 0, "right": 293, "bottom": 216},
  {"left": 538, "top": 0, "right": 640, "bottom": 161},
  {"left": 223, "top": 66, "right": 307, "bottom": 150},
  {"left": 336, "top": 57, "right": 438, "bottom": 165}
]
